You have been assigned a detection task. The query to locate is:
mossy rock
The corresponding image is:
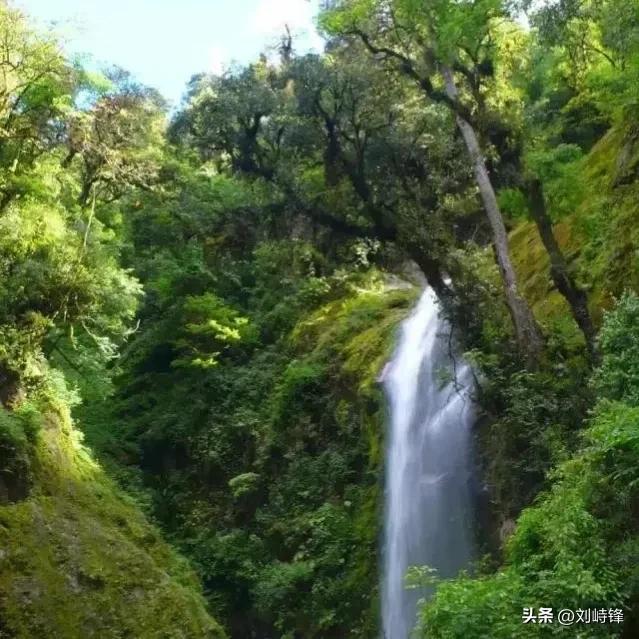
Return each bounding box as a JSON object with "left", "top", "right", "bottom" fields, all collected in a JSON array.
[
  {"left": 0, "top": 398, "right": 226, "bottom": 639},
  {"left": 292, "top": 277, "right": 418, "bottom": 395}
]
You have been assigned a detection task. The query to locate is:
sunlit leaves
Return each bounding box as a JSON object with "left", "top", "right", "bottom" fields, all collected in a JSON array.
[{"left": 171, "top": 293, "right": 252, "bottom": 369}]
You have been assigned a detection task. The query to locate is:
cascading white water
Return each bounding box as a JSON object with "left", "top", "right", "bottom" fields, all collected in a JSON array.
[{"left": 381, "top": 288, "right": 475, "bottom": 639}]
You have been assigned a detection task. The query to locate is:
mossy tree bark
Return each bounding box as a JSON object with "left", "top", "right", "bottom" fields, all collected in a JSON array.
[
  {"left": 441, "top": 66, "right": 544, "bottom": 364},
  {"left": 525, "top": 177, "right": 599, "bottom": 363}
]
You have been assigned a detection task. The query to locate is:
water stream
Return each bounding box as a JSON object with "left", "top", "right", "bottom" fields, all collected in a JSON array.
[{"left": 381, "top": 288, "right": 475, "bottom": 639}]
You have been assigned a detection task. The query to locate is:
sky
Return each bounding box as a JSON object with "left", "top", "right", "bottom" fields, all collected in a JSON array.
[{"left": 15, "top": 0, "right": 324, "bottom": 107}]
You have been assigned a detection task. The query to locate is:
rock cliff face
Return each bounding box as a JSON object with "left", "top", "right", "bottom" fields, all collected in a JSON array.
[{"left": 0, "top": 385, "right": 225, "bottom": 639}]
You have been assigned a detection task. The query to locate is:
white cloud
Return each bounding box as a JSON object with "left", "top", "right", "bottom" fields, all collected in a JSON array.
[
  {"left": 251, "top": 0, "right": 312, "bottom": 34},
  {"left": 250, "top": 0, "right": 323, "bottom": 51},
  {"left": 209, "top": 46, "right": 228, "bottom": 75}
]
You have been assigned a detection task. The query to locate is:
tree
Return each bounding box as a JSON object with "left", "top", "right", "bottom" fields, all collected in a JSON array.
[
  {"left": 63, "top": 69, "right": 166, "bottom": 207},
  {"left": 527, "top": 0, "right": 639, "bottom": 73},
  {"left": 0, "top": 4, "right": 76, "bottom": 211},
  {"left": 524, "top": 176, "right": 598, "bottom": 361},
  {"left": 288, "top": 49, "right": 475, "bottom": 296},
  {"left": 170, "top": 61, "right": 286, "bottom": 179},
  {"left": 0, "top": 10, "right": 166, "bottom": 403},
  {"left": 322, "top": 0, "right": 544, "bottom": 362}
]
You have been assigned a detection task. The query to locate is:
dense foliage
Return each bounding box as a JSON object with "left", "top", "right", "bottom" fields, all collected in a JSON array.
[
  {"left": 415, "top": 293, "right": 639, "bottom": 638},
  {"left": 2, "top": 0, "right": 639, "bottom": 637},
  {"left": 0, "top": 4, "right": 223, "bottom": 637}
]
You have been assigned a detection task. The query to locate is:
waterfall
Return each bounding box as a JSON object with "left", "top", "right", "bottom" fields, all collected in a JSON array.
[{"left": 381, "top": 288, "right": 475, "bottom": 639}]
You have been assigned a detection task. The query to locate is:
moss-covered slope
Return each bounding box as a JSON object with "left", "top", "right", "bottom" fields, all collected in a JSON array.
[
  {"left": 0, "top": 383, "right": 225, "bottom": 639},
  {"left": 510, "top": 120, "right": 639, "bottom": 323}
]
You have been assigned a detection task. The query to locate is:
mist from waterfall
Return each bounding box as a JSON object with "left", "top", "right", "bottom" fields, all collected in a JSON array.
[{"left": 381, "top": 288, "right": 475, "bottom": 639}]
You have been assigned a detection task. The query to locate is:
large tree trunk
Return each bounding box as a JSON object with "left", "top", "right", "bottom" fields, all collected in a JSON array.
[
  {"left": 441, "top": 66, "right": 543, "bottom": 363},
  {"left": 526, "top": 178, "right": 599, "bottom": 363}
]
